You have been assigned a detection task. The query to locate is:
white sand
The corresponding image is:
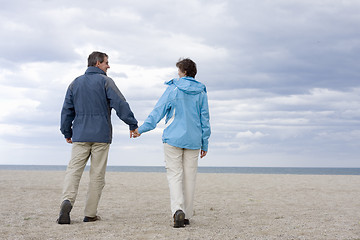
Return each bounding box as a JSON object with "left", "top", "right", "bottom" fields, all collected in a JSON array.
[{"left": 0, "top": 170, "right": 359, "bottom": 239}]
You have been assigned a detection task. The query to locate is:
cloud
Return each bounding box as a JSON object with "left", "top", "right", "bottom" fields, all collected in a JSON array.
[
  {"left": 0, "top": 0, "right": 360, "bottom": 167},
  {"left": 236, "top": 131, "right": 268, "bottom": 140},
  {"left": 205, "top": 1, "right": 360, "bottom": 93}
]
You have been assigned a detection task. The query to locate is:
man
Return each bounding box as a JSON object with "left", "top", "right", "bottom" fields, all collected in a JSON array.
[{"left": 57, "top": 51, "right": 138, "bottom": 224}]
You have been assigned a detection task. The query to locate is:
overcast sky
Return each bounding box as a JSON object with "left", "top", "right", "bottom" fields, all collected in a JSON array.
[{"left": 1, "top": 0, "right": 360, "bottom": 167}]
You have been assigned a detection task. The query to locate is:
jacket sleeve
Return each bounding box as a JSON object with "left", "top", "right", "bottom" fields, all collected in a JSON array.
[
  {"left": 60, "top": 87, "right": 75, "bottom": 138},
  {"left": 200, "top": 91, "right": 211, "bottom": 151},
  {"left": 138, "top": 86, "right": 173, "bottom": 134},
  {"left": 105, "top": 78, "right": 138, "bottom": 130}
]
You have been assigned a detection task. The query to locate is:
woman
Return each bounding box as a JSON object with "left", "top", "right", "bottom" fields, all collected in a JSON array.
[{"left": 135, "top": 58, "right": 211, "bottom": 228}]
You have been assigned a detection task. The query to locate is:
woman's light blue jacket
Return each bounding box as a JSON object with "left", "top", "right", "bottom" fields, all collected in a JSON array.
[{"left": 138, "top": 77, "right": 211, "bottom": 151}]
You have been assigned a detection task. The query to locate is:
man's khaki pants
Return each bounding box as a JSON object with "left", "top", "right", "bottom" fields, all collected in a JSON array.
[
  {"left": 61, "top": 142, "right": 110, "bottom": 217},
  {"left": 164, "top": 143, "right": 199, "bottom": 219}
]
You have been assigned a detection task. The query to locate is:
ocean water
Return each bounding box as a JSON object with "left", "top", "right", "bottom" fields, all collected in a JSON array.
[{"left": 0, "top": 165, "right": 359, "bottom": 175}]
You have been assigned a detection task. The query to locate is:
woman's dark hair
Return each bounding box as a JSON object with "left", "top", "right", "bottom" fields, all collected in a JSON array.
[
  {"left": 176, "top": 58, "right": 197, "bottom": 78},
  {"left": 88, "top": 51, "right": 108, "bottom": 67}
]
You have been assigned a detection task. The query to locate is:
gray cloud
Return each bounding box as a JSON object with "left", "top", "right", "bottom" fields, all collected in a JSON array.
[{"left": 1, "top": 0, "right": 360, "bottom": 167}]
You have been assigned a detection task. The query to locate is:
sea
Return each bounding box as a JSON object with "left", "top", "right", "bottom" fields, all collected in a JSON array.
[{"left": 0, "top": 165, "right": 359, "bottom": 175}]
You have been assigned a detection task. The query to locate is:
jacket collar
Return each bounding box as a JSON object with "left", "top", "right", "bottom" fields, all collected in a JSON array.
[{"left": 85, "top": 66, "right": 107, "bottom": 76}]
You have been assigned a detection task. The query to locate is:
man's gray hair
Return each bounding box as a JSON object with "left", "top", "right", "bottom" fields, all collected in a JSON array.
[{"left": 88, "top": 51, "right": 108, "bottom": 67}]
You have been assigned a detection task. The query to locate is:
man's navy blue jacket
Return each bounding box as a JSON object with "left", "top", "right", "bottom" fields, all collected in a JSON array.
[{"left": 60, "top": 67, "right": 138, "bottom": 143}]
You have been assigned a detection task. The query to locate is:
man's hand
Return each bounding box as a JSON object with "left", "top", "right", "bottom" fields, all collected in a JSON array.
[
  {"left": 66, "top": 138, "right": 73, "bottom": 144},
  {"left": 130, "top": 128, "right": 141, "bottom": 138},
  {"left": 200, "top": 150, "right": 207, "bottom": 158}
]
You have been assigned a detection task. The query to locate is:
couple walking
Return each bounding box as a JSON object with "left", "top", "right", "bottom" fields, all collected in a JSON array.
[{"left": 57, "top": 51, "right": 211, "bottom": 228}]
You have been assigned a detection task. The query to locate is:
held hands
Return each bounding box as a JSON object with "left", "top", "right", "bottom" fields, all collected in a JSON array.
[{"left": 130, "top": 128, "right": 141, "bottom": 138}]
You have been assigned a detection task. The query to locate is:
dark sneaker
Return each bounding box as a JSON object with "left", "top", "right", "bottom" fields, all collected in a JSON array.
[
  {"left": 83, "top": 216, "right": 100, "bottom": 222},
  {"left": 184, "top": 219, "right": 190, "bottom": 225},
  {"left": 173, "top": 210, "right": 185, "bottom": 228},
  {"left": 57, "top": 200, "right": 72, "bottom": 224}
]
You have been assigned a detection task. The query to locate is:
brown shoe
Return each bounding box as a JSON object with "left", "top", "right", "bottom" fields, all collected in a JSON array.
[
  {"left": 173, "top": 210, "right": 185, "bottom": 228},
  {"left": 83, "top": 216, "right": 100, "bottom": 222}
]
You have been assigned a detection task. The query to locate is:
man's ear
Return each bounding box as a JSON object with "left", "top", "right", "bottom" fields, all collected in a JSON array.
[{"left": 96, "top": 61, "right": 100, "bottom": 67}]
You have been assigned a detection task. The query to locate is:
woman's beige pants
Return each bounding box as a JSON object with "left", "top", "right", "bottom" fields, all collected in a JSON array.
[{"left": 164, "top": 143, "right": 199, "bottom": 219}]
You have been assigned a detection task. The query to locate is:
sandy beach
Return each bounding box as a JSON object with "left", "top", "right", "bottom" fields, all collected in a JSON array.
[{"left": 0, "top": 170, "right": 359, "bottom": 240}]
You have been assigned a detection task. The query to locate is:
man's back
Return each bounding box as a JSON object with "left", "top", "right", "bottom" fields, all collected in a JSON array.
[
  {"left": 69, "top": 67, "right": 112, "bottom": 143},
  {"left": 60, "top": 66, "right": 138, "bottom": 144},
  {"left": 71, "top": 70, "right": 110, "bottom": 116}
]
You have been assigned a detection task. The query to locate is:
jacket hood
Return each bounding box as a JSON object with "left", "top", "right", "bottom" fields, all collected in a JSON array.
[{"left": 166, "top": 77, "right": 206, "bottom": 95}]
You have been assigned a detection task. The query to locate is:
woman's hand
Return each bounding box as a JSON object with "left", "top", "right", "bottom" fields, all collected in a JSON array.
[{"left": 200, "top": 150, "right": 207, "bottom": 158}]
